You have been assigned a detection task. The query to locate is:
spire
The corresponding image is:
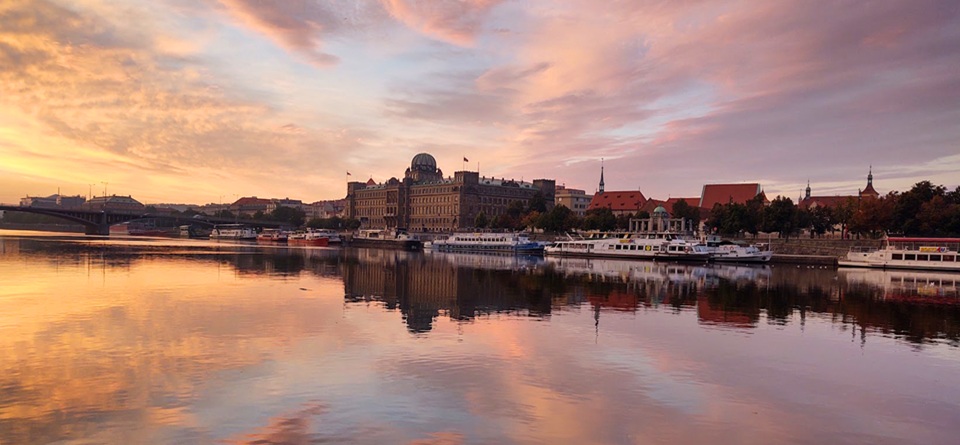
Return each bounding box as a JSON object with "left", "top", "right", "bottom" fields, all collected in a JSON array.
[
  {"left": 599, "top": 158, "right": 605, "bottom": 193},
  {"left": 867, "top": 165, "right": 873, "bottom": 187},
  {"left": 861, "top": 165, "right": 879, "bottom": 198},
  {"left": 805, "top": 180, "right": 811, "bottom": 200}
]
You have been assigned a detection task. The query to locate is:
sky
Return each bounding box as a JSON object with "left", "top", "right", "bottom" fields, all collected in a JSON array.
[{"left": 1, "top": 0, "right": 958, "bottom": 205}]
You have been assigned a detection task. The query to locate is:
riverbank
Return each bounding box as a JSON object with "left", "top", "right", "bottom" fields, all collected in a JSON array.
[{"left": 0, "top": 222, "right": 84, "bottom": 233}]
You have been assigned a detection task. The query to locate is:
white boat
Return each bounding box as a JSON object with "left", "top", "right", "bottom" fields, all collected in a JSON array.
[
  {"left": 308, "top": 228, "right": 342, "bottom": 244},
  {"left": 287, "top": 230, "right": 328, "bottom": 246},
  {"left": 544, "top": 232, "right": 711, "bottom": 262},
  {"left": 838, "top": 237, "right": 960, "bottom": 272},
  {"left": 209, "top": 224, "right": 257, "bottom": 240},
  {"left": 427, "top": 232, "right": 546, "bottom": 254},
  {"left": 350, "top": 229, "right": 423, "bottom": 251},
  {"left": 702, "top": 237, "right": 773, "bottom": 263}
]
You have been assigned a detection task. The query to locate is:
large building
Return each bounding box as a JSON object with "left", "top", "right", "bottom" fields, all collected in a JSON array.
[
  {"left": 83, "top": 195, "right": 144, "bottom": 212},
  {"left": 799, "top": 168, "right": 880, "bottom": 209},
  {"left": 346, "top": 153, "right": 555, "bottom": 232},
  {"left": 555, "top": 186, "right": 591, "bottom": 216}
]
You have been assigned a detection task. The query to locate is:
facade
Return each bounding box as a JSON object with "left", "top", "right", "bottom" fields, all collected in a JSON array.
[
  {"left": 83, "top": 195, "right": 144, "bottom": 212},
  {"left": 20, "top": 194, "right": 86, "bottom": 209},
  {"left": 799, "top": 168, "right": 880, "bottom": 210},
  {"left": 555, "top": 186, "right": 591, "bottom": 216},
  {"left": 699, "top": 183, "right": 766, "bottom": 209},
  {"left": 587, "top": 190, "right": 648, "bottom": 216},
  {"left": 345, "top": 153, "right": 556, "bottom": 232},
  {"left": 230, "top": 197, "right": 272, "bottom": 216}
]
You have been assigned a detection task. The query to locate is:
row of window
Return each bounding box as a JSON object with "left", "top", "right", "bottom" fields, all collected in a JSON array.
[{"left": 892, "top": 253, "right": 958, "bottom": 262}]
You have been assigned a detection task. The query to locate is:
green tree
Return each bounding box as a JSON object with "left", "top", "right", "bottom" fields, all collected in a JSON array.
[
  {"left": 538, "top": 205, "right": 577, "bottom": 233},
  {"left": 474, "top": 212, "right": 488, "bottom": 228},
  {"left": 583, "top": 207, "right": 616, "bottom": 231},
  {"left": 671, "top": 200, "right": 701, "bottom": 228},
  {"left": 807, "top": 206, "right": 833, "bottom": 238},
  {"left": 762, "top": 196, "right": 797, "bottom": 239},
  {"left": 527, "top": 191, "right": 548, "bottom": 213},
  {"left": 270, "top": 206, "right": 306, "bottom": 227}
]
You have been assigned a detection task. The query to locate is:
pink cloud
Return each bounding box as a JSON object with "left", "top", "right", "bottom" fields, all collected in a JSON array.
[
  {"left": 382, "top": 0, "right": 505, "bottom": 46},
  {"left": 215, "top": 0, "right": 343, "bottom": 66}
]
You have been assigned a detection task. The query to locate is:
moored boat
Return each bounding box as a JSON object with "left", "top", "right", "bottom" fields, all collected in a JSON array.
[
  {"left": 702, "top": 237, "right": 773, "bottom": 263},
  {"left": 256, "top": 228, "right": 288, "bottom": 243},
  {"left": 288, "top": 230, "right": 329, "bottom": 247},
  {"left": 544, "top": 232, "right": 710, "bottom": 262},
  {"left": 350, "top": 229, "right": 422, "bottom": 251},
  {"left": 427, "top": 232, "right": 546, "bottom": 254},
  {"left": 838, "top": 237, "right": 960, "bottom": 271},
  {"left": 209, "top": 224, "right": 257, "bottom": 241}
]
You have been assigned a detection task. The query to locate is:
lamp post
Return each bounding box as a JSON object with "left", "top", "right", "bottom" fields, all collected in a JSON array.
[{"left": 100, "top": 182, "right": 109, "bottom": 198}]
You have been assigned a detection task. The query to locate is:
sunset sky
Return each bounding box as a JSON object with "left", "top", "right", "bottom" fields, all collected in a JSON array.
[{"left": 1, "top": 0, "right": 958, "bottom": 205}]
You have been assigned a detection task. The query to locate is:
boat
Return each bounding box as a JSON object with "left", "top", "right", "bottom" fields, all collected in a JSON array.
[
  {"left": 307, "top": 228, "right": 342, "bottom": 244},
  {"left": 544, "top": 232, "right": 711, "bottom": 262},
  {"left": 287, "top": 230, "right": 329, "bottom": 247},
  {"left": 350, "top": 229, "right": 422, "bottom": 251},
  {"left": 256, "top": 228, "right": 288, "bottom": 243},
  {"left": 209, "top": 224, "right": 257, "bottom": 240},
  {"left": 702, "top": 236, "right": 773, "bottom": 263},
  {"left": 426, "top": 232, "right": 546, "bottom": 254},
  {"left": 838, "top": 237, "right": 960, "bottom": 271},
  {"left": 109, "top": 219, "right": 176, "bottom": 237}
]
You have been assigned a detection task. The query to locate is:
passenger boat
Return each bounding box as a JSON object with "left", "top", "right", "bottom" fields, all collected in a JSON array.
[
  {"left": 702, "top": 236, "right": 773, "bottom": 263},
  {"left": 287, "top": 230, "right": 329, "bottom": 247},
  {"left": 544, "top": 232, "right": 711, "bottom": 262},
  {"left": 426, "top": 232, "right": 546, "bottom": 254},
  {"left": 256, "top": 228, "right": 288, "bottom": 243},
  {"left": 307, "top": 228, "right": 342, "bottom": 244},
  {"left": 209, "top": 224, "right": 257, "bottom": 240},
  {"left": 109, "top": 220, "right": 175, "bottom": 237},
  {"left": 838, "top": 237, "right": 960, "bottom": 271},
  {"left": 350, "top": 229, "right": 422, "bottom": 251}
]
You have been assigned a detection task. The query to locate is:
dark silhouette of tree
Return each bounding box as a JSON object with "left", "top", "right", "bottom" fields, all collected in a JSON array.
[
  {"left": 270, "top": 206, "right": 306, "bottom": 227},
  {"left": 583, "top": 207, "right": 617, "bottom": 231},
  {"left": 763, "top": 196, "right": 798, "bottom": 239},
  {"left": 474, "top": 211, "right": 488, "bottom": 229},
  {"left": 527, "top": 191, "right": 548, "bottom": 213}
]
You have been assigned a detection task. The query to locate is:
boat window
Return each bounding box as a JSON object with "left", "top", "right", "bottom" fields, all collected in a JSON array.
[
  {"left": 930, "top": 255, "right": 942, "bottom": 262},
  {"left": 892, "top": 253, "right": 903, "bottom": 260},
  {"left": 904, "top": 254, "right": 916, "bottom": 261},
  {"left": 917, "top": 254, "right": 928, "bottom": 261}
]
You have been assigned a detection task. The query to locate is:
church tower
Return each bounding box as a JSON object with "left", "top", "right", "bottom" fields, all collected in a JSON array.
[
  {"left": 805, "top": 180, "right": 811, "bottom": 200},
  {"left": 599, "top": 159, "right": 605, "bottom": 194},
  {"left": 861, "top": 166, "right": 879, "bottom": 198}
]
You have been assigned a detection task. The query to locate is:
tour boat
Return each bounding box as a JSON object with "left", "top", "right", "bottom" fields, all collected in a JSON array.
[
  {"left": 702, "top": 237, "right": 773, "bottom": 263},
  {"left": 109, "top": 220, "right": 175, "bottom": 237},
  {"left": 427, "top": 232, "right": 546, "bottom": 254},
  {"left": 838, "top": 237, "right": 960, "bottom": 271},
  {"left": 256, "top": 228, "right": 288, "bottom": 243},
  {"left": 307, "top": 228, "right": 342, "bottom": 244},
  {"left": 350, "top": 229, "right": 422, "bottom": 251},
  {"left": 544, "top": 232, "right": 711, "bottom": 262},
  {"left": 287, "top": 230, "right": 329, "bottom": 247},
  {"left": 209, "top": 224, "right": 257, "bottom": 240}
]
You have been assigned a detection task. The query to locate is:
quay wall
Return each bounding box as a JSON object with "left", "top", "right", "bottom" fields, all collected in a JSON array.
[{"left": 0, "top": 222, "right": 85, "bottom": 233}]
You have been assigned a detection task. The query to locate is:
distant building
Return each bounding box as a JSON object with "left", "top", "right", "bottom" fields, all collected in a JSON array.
[
  {"left": 83, "top": 195, "right": 144, "bottom": 212},
  {"left": 307, "top": 199, "right": 346, "bottom": 219},
  {"left": 800, "top": 168, "right": 880, "bottom": 210},
  {"left": 555, "top": 186, "right": 591, "bottom": 216},
  {"left": 19, "top": 194, "right": 86, "bottom": 209},
  {"left": 231, "top": 197, "right": 272, "bottom": 216},
  {"left": 346, "top": 153, "right": 556, "bottom": 231},
  {"left": 699, "top": 183, "right": 766, "bottom": 209}
]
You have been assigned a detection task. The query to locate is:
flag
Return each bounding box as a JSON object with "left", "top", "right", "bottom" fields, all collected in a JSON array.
[
  {"left": 346, "top": 171, "right": 352, "bottom": 176},
  {"left": 463, "top": 157, "right": 469, "bottom": 162}
]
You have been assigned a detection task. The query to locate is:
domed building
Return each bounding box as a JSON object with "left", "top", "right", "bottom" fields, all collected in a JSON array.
[{"left": 346, "top": 153, "right": 555, "bottom": 232}]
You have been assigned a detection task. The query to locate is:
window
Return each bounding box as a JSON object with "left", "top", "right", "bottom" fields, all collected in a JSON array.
[
  {"left": 930, "top": 255, "right": 942, "bottom": 262},
  {"left": 918, "top": 255, "right": 929, "bottom": 261},
  {"left": 904, "top": 254, "right": 916, "bottom": 261},
  {"left": 892, "top": 253, "right": 903, "bottom": 260}
]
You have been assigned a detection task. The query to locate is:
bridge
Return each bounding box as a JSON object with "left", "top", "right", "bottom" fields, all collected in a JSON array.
[{"left": 0, "top": 205, "right": 288, "bottom": 235}]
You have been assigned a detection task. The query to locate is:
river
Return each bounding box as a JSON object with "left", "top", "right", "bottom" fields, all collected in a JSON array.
[{"left": 1, "top": 230, "right": 958, "bottom": 444}]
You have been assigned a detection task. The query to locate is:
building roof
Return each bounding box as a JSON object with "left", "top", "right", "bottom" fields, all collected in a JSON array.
[
  {"left": 663, "top": 197, "right": 701, "bottom": 209},
  {"left": 861, "top": 183, "right": 879, "bottom": 197},
  {"left": 699, "top": 183, "right": 763, "bottom": 209},
  {"left": 232, "top": 196, "right": 272, "bottom": 206},
  {"left": 799, "top": 195, "right": 857, "bottom": 210},
  {"left": 587, "top": 190, "right": 647, "bottom": 212}
]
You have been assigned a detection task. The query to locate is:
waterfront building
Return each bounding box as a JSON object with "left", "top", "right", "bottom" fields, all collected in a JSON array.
[
  {"left": 698, "top": 183, "right": 766, "bottom": 209},
  {"left": 800, "top": 167, "right": 880, "bottom": 209},
  {"left": 19, "top": 194, "right": 86, "bottom": 209},
  {"left": 345, "top": 153, "right": 556, "bottom": 232},
  {"left": 230, "top": 196, "right": 272, "bottom": 216},
  {"left": 83, "top": 195, "right": 144, "bottom": 212},
  {"left": 627, "top": 205, "right": 697, "bottom": 233},
  {"left": 555, "top": 186, "right": 591, "bottom": 216}
]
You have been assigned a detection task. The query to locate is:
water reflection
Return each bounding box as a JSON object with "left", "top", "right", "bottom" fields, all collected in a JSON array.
[{"left": 2, "top": 233, "right": 960, "bottom": 444}]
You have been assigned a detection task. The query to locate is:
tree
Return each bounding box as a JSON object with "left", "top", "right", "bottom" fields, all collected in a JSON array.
[
  {"left": 538, "top": 205, "right": 577, "bottom": 233},
  {"left": 807, "top": 206, "right": 833, "bottom": 238},
  {"left": 474, "top": 211, "right": 488, "bottom": 229},
  {"left": 583, "top": 207, "right": 616, "bottom": 231},
  {"left": 527, "top": 191, "right": 548, "bottom": 213},
  {"left": 270, "top": 206, "right": 306, "bottom": 227},
  {"left": 763, "top": 196, "right": 797, "bottom": 239},
  {"left": 521, "top": 211, "right": 541, "bottom": 229},
  {"left": 671, "top": 200, "right": 701, "bottom": 228}
]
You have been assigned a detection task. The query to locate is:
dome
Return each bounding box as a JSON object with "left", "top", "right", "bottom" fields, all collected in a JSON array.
[
  {"left": 411, "top": 153, "right": 437, "bottom": 171},
  {"left": 653, "top": 205, "right": 668, "bottom": 215}
]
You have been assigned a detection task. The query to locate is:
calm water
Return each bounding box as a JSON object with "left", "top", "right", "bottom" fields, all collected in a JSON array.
[{"left": 1, "top": 231, "right": 959, "bottom": 445}]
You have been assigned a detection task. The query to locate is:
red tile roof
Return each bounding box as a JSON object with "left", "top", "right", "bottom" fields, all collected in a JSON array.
[
  {"left": 587, "top": 190, "right": 647, "bottom": 212},
  {"left": 664, "top": 197, "right": 701, "bottom": 209},
  {"left": 232, "top": 196, "right": 272, "bottom": 206},
  {"left": 799, "top": 195, "right": 857, "bottom": 210},
  {"left": 699, "top": 183, "right": 763, "bottom": 208}
]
